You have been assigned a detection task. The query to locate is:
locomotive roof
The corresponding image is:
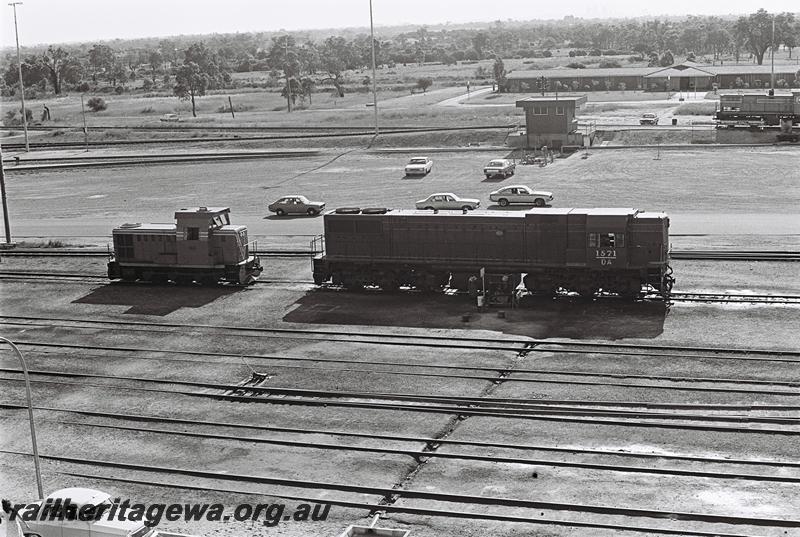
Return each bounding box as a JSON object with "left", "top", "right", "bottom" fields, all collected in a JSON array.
[
  {"left": 112, "top": 223, "right": 247, "bottom": 232},
  {"left": 326, "top": 208, "right": 649, "bottom": 217},
  {"left": 113, "top": 223, "right": 175, "bottom": 232},
  {"left": 175, "top": 206, "right": 230, "bottom": 216}
]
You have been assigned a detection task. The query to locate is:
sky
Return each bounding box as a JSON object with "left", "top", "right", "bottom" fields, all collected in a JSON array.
[{"left": 1, "top": 0, "right": 799, "bottom": 48}]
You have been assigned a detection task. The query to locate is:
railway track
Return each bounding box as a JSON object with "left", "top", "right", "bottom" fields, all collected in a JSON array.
[
  {"left": 2, "top": 369, "right": 799, "bottom": 433},
  {"left": 0, "top": 451, "right": 787, "bottom": 537},
  {"left": 7, "top": 402, "right": 799, "bottom": 470},
  {"left": 0, "top": 124, "right": 513, "bottom": 152},
  {"left": 2, "top": 315, "right": 798, "bottom": 359},
  {"left": 1, "top": 269, "right": 799, "bottom": 305},
  {"left": 12, "top": 342, "right": 800, "bottom": 391}
]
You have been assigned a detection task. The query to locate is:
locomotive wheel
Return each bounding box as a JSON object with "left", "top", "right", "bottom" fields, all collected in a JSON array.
[
  {"left": 175, "top": 275, "right": 194, "bottom": 285},
  {"left": 498, "top": 198, "right": 509, "bottom": 207},
  {"left": 534, "top": 198, "right": 545, "bottom": 207},
  {"left": 276, "top": 209, "right": 285, "bottom": 216}
]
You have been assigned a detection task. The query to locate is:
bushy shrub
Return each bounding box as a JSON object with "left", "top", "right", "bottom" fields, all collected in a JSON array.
[
  {"left": 114, "top": 86, "right": 124, "bottom": 94},
  {"left": 87, "top": 97, "right": 107, "bottom": 112},
  {"left": 566, "top": 62, "right": 586, "bottom": 69},
  {"left": 599, "top": 60, "right": 622, "bottom": 68}
]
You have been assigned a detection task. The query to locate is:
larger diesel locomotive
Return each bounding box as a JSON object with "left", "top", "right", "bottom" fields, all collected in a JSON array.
[
  {"left": 312, "top": 207, "right": 673, "bottom": 298},
  {"left": 107, "top": 207, "right": 262, "bottom": 284},
  {"left": 715, "top": 90, "right": 800, "bottom": 126}
]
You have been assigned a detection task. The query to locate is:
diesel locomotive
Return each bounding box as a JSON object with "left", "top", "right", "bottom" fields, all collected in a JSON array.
[
  {"left": 107, "top": 207, "right": 262, "bottom": 284},
  {"left": 715, "top": 90, "right": 800, "bottom": 126},
  {"left": 312, "top": 207, "right": 673, "bottom": 299}
]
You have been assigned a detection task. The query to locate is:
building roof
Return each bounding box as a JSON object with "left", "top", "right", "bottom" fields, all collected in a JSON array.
[
  {"left": 507, "top": 67, "right": 651, "bottom": 79},
  {"left": 506, "top": 61, "right": 800, "bottom": 80},
  {"left": 516, "top": 95, "right": 588, "bottom": 106},
  {"left": 644, "top": 64, "right": 716, "bottom": 78}
]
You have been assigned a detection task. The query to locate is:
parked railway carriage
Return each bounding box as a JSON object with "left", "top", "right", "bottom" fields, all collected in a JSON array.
[
  {"left": 107, "top": 207, "right": 262, "bottom": 284},
  {"left": 312, "top": 208, "right": 673, "bottom": 298},
  {"left": 715, "top": 90, "right": 800, "bottom": 126}
]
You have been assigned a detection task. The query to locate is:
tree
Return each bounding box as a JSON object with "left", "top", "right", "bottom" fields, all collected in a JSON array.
[
  {"left": 416, "top": 77, "right": 433, "bottom": 92},
  {"left": 472, "top": 32, "right": 489, "bottom": 59},
  {"left": 108, "top": 63, "right": 127, "bottom": 87},
  {"left": 173, "top": 42, "right": 228, "bottom": 117},
  {"left": 174, "top": 63, "right": 208, "bottom": 117},
  {"left": 735, "top": 9, "right": 795, "bottom": 65},
  {"left": 300, "top": 77, "right": 315, "bottom": 105},
  {"left": 41, "top": 46, "right": 81, "bottom": 94},
  {"left": 148, "top": 50, "right": 163, "bottom": 84},
  {"left": 659, "top": 50, "right": 674, "bottom": 67},
  {"left": 269, "top": 35, "right": 302, "bottom": 112},
  {"left": 88, "top": 44, "right": 114, "bottom": 83},
  {"left": 492, "top": 56, "right": 506, "bottom": 90}
]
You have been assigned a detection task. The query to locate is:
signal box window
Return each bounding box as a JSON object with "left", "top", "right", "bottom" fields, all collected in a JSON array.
[{"left": 187, "top": 227, "right": 200, "bottom": 240}]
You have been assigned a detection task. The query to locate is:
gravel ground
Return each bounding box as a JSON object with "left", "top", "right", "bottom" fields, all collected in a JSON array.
[{"left": 1, "top": 144, "right": 798, "bottom": 537}]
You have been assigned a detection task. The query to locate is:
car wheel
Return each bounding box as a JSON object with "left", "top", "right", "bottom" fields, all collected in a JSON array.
[
  {"left": 462, "top": 205, "right": 473, "bottom": 211},
  {"left": 534, "top": 198, "right": 545, "bottom": 207},
  {"left": 424, "top": 206, "right": 435, "bottom": 211},
  {"left": 485, "top": 174, "right": 491, "bottom": 179},
  {"left": 276, "top": 209, "right": 285, "bottom": 216},
  {"left": 498, "top": 198, "right": 509, "bottom": 207},
  {"left": 307, "top": 208, "right": 318, "bottom": 216}
]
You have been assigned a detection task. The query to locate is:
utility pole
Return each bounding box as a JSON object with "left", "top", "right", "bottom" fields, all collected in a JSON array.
[
  {"left": 9, "top": 2, "right": 29, "bottom": 152},
  {"left": 284, "top": 38, "right": 292, "bottom": 113},
  {"left": 80, "top": 95, "right": 89, "bottom": 151},
  {"left": 0, "top": 143, "right": 13, "bottom": 244},
  {"left": 369, "top": 0, "right": 379, "bottom": 136},
  {"left": 770, "top": 16, "right": 775, "bottom": 90}
]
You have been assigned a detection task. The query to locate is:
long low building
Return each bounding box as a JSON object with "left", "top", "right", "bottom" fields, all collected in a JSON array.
[{"left": 505, "top": 61, "right": 800, "bottom": 92}]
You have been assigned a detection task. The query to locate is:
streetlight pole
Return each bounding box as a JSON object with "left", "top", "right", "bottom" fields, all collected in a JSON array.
[
  {"left": 0, "top": 337, "right": 44, "bottom": 498},
  {"left": 9, "top": 2, "right": 29, "bottom": 152},
  {"left": 369, "top": 0, "right": 379, "bottom": 136}
]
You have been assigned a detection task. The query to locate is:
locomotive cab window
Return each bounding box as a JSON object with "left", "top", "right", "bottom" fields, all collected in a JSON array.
[
  {"left": 187, "top": 227, "right": 200, "bottom": 240},
  {"left": 588, "top": 233, "right": 625, "bottom": 247}
]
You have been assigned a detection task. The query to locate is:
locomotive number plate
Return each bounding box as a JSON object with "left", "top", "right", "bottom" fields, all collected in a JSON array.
[{"left": 595, "top": 249, "right": 616, "bottom": 266}]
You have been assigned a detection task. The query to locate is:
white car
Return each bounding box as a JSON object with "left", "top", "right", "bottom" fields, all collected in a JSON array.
[
  {"left": 7, "top": 488, "right": 155, "bottom": 537},
  {"left": 416, "top": 192, "right": 480, "bottom": 211},
  {"left": 159, "top": 113, "right": 180, "bottom": 122},
  {"left": 404, "top": 157, "right": 433, "bottom": 176},
  {"left": 489, "top": 185, "right": 554, "bottom": 207},
  {"left": 483, "top": 158, "right": 516, "bottom": 179}
]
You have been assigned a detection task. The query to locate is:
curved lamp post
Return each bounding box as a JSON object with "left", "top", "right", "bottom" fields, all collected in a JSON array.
[{"left": 1, "top": 337, "right": 44, "bottom": 498}]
